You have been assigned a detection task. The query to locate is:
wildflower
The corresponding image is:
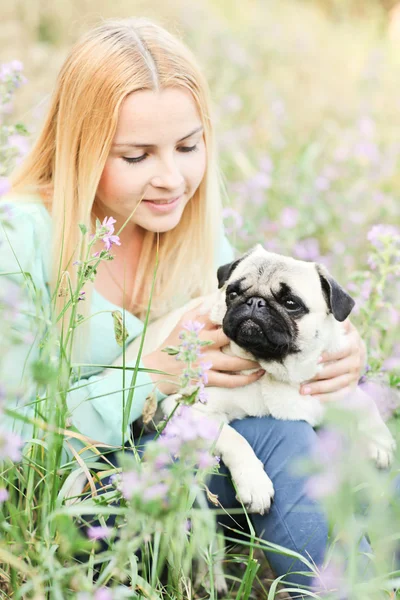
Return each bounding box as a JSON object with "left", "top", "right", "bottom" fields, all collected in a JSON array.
[
  {"left": 0, "top": 429, "right": 23, "bottom": 463},
  {"left": 87, "top": 526, "right": 113, "bottom": 540},
  {"left": 182, "top": 320, "right": 205, "bottom": 335},
  {"left": 293, "top": 238, "right": 321, "bottom": 261},
  {"left": 100, "top": 216, "right": 121, "bottom": 251},
  {"left": 94, "top": 590, "right": 113, "bottom": 600},
  {"left": 311, "top": 561, "right": 348, "bottom": 598},
  {"left": 119, "top": 470, "right": 140, "bottom": 500},
  {"left": 163, "top": 405, "right": 220, "bottom": 447},
  {"left": 78, "top": 290, "right": 86, "bottom": 302},
  {"left": 142, "top": 482, "right": 169, "bottom": 502},
  {"left": 0, "top": 488, "right": 9, "bottom": 502},
  {"left": 359, "top": 377, "right": 399, "bottom": 422},
  {"left": 305, "top": 428, "right": 345, "bottom": 499},
  {"left": 280, "top": 207, "right": 298, "bottom": 229},
  {"left": 0, "top": 178, "right": 10, "bottom": 196},
  {"left": 367, "top": 224, "right": 400, "bottom": 250},
  {"left": 305, "top": 469, "right": 341, "bottom": 500},
  {"left": 222, "top": 207, "right": 243, "bottom": 235},
  {"left": 77, "top": 588, "right": 114, "bottom": 600}
]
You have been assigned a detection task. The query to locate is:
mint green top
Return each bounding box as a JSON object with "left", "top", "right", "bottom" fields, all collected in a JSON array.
[{"left": 0, "top": 195, "right": 234, "bottom": 463}]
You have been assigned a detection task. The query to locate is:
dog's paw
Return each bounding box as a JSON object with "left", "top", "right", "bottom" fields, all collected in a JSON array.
[
  {"left": 368, "top": 432, "right": 396, "bottom": 469},
  {"left": 231, "top": 459, "right": 274, "bottom": 515}
]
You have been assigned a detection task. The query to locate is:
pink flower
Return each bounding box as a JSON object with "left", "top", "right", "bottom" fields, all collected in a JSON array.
[
  {"left": 94, "top": 589, "right": 113, "bottom": 600},
  {"left": 0, "top": 429, "right": 23, "bottom": 462},
  {"left": 182, "top": 320, "right": 205, "bottom": 334},
  {"left": 87, "top": 526, "right": 113, "bottom": 540},
  {"left": 311, "top": 561, "right": 348, "bottom": 598},
  {"left": 100, "top": 216, "right": 121, "bottom": 251},
  {"left": 280, "top": 207, "right": 298, "bottom": 229},
  {"left": 305, "top": 469, "right": 341, "bottom": 500},
  {"left": 0, "top": 178, "right": 10, "bottom": 197},
  {"left": 222, "top": 207, "right": 243, "bottom": 234},
  {"left": 0, "top": 488, "right": 9, "bottom": 502},
  {"left": 142, "top": 482, "right": 169, "bottom": 502}
]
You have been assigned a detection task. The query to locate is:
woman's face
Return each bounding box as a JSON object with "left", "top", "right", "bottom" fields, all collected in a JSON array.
[{"left": 95, "top": 87, "right": 207, "bottom": 237}]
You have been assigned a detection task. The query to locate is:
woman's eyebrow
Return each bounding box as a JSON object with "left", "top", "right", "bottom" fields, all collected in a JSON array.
[{"left": 112, "top": 125, "right": 203, "bottom": 148}]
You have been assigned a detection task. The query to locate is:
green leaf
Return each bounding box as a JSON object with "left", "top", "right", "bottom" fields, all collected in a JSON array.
[
  {"left": 161, "top": 345, "right": 180, "bottom": 355},
  {"left": 78, "top": 223, "right": 87, "bottom": 235}
]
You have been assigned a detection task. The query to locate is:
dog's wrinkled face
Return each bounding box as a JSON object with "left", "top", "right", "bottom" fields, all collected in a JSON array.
[{"left": 211, "top": 245, "right": 355, "bottom": 363}]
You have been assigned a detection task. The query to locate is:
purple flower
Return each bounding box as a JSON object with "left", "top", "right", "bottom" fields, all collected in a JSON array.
[
  {"left": 0, "top": 429, "right": 23, "bottom": 462},
  {"left": 8, "top": 134, "right": 29, "bottom": 163},
  {"left": 0, "top": 178, "right": 10, "bottom": 197},
  {"left": 280, "top": 207, "right": 298, "bottom": 229},
  {"left": 222, "top": 207, "right": 243, "bottom": 235},
  {"left": 292, "top": 238, "right": 321, "bottom": 261},
  {"left": 78, "top": 290, "right": 86, "bottom": 302},
  {"left": 0, "top": 488, "right": 9, "bottom": 502},
  {"left": 197, "top": 450, "right": 218, "bottom": 469},
  {"left": 367, "top": 224, "right": 400, "bottom": 250},
  {"left": 311, "top": 562, "right": 348, "bottom": 598},
  {"left": 313, "top": 429, "right": 344, "bottom": 464},
  {"left": 198, "top": 361, "right": 213, "bottom": 385},
  {"left": 359, "top": 379, "right": 399, "bottom": 422},
  {"left": 198, "top": 385, "right": 209, "bottom": 404},
  {"left": 120, "top": 470, "right": 140, "bottom": 500},
  {"left": 142, "top": 482, "right": 169, "bottom": 501},
  {"left": 182, "top": 320, "right": 205, "bottom": 334},
  {"left": 94, "top": 589, "right": 114, "bottom": 600},
  {"left": 100, "top": 216, "right": 121, "bottom": 251},
  {"left": 163, "top": 405, "right": 220, "bottom": 447},
  {"left": 305, "top": 469, "right": 341, "bottom": 500},
  {"left": 87, "top": 526, "right": 113, "bottom": 540}
]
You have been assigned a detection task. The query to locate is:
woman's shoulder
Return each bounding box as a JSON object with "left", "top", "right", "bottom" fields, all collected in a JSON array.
[
  {"left": 1, "top": 192, "right": 51, "bottom": 230},
  {"left": 0, "top": 192, "right": 51, "bottom": 278}
]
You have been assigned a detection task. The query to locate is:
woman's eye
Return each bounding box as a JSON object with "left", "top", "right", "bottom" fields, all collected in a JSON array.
[
  {"left": 123, "top": 155, "right": 146, "bottom": 165},
  {"left": 122, "top": 144, "right": 199, "bottom": 166},
  {"left": 178, "top": 144, "right": 199, "bottom": 154}
]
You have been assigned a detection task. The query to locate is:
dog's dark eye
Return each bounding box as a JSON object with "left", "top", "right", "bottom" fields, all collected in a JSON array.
[
  {"left": 283, "top": 298, "right": 301, "bottom": 312},
  {"left": 228, "top": 291, "right": 238, "bottom": 302}
]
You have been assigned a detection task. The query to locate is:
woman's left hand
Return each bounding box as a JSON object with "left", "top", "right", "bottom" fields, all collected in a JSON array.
[{"left": 299, "top": 319, "right": 367, "bottom": 402}]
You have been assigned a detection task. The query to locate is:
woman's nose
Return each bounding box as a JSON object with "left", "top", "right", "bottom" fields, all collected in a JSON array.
[{"left": 151, "top": 157, "right": 185, "bottom": 190}]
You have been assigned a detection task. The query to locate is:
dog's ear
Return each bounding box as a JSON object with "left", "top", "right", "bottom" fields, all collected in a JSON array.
[
  {"left": 316, "top": 264, "right": 355, "bottom": 322},
  {"left": 217, "top": 258, "right": 242, "bottom": 289}
]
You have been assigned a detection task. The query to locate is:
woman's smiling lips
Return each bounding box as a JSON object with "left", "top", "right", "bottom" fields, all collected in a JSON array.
[{"left": 142, "top": 195, "right": 183, "bottom": 213}]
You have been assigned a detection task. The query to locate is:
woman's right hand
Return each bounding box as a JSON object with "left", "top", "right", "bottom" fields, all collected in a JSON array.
[{"left": 141, "top": 302, "right": 265, "bottom": 396}]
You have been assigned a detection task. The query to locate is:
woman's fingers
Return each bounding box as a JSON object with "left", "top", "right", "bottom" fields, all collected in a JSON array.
[
  {"left": 208, "top": 368, "right": 265, "bottom": 389},
  {"left": 300, "top": 374, "right": 355, "bottom": 397},
  {"left": 204, "top": 350, "right": 260, "bottom": 372},
  {"left": 309, "top": 356, "right": 361, "bottom": 383},
  {"left": 200, "top": 326, "right": 230, "bottom": 348},
  {"left": 313, "top": 386, "right": 353, "bottom": 404}
]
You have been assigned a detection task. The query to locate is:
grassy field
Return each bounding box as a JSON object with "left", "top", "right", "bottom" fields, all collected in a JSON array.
[{"left": 1, "top": 0, "right": 400, "bottom": 598}]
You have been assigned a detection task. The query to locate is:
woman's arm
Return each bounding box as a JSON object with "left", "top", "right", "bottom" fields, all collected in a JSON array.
[{"left": 0, "top": 202, "right": 165, "bottom": 462}]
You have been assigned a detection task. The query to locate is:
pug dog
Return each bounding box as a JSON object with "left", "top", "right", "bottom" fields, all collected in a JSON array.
[{"left": 117, "top": 245, "right": 396, "bottom": 516}]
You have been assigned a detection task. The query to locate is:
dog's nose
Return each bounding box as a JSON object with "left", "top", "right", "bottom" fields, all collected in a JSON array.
[{"left": 246, "top": 296, "right": 267, "bottom": 309}]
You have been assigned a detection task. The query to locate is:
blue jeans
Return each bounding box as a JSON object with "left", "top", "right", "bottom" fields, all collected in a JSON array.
[{"left": 83, "top": 417, "right": 372, "bottom": 595}]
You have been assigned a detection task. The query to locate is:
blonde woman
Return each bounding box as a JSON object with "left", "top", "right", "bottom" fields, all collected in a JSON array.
[{"left": 0, "top": 18, "right": 368, "bottom": 592}]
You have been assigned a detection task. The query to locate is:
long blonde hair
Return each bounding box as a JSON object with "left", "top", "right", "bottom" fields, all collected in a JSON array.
[{"left": 10, "top": 17, "right": 223, "bottom": 358}]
